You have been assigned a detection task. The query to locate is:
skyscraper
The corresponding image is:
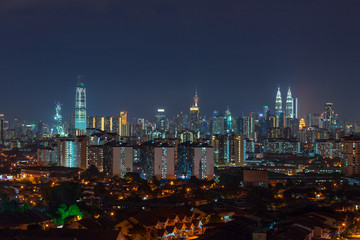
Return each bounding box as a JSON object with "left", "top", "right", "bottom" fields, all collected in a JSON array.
[
  {"left": 155, "top": 108, "right": 166, "bottom": 131},
  {"left": 212, "top": 111, "right": 224, "bottom": 135},
  {"left": 323, "top": 103, "right": 334, "bottom": 131},
  {"left": 189, "top": 89, "right": 200, "bottom": 131},
  {"left": 120, "top": 111, "right": 127, "bottom": 125},
  {"left": 225, "top": 106, "right": 232, "bottom": 133},
  {"left": 293, "top": 97, "right": 298, "bottom": 119},
  {"left": 285, "top": 87, "right": 293, "bottom": 119},
  {"left": 275, "top": 86, "right": 283, "bottom": 127},
  {"left": 54, "top": 102, "right": 65, "bottom": 136},
  {"left": 75, "top": 76, "right": 86, "bottom": 135}
]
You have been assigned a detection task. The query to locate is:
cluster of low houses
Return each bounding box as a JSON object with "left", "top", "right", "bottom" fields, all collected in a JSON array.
[
  {"left": 199, "top": 202, "right": 355, "bottom": 240},
  {"left": 0, "top": 207, "right": 204, "bottom": 239},
  {"left": 0, "top": 202, "right": 358, "bottom": 240},
  {"left": 68, "top": 207, "right": 204, "bottom": 239}
]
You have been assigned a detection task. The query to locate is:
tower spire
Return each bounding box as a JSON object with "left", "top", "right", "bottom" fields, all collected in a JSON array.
[{"left": 194, "top": 87, "right": 198, "bottom": 107}]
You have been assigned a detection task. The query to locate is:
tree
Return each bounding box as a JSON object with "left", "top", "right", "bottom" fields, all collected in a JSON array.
[
  {"left": 82, "top": 165, "right": 102, "bottom": 181},
  {"left": 53, "top": 204, "right": 82, "bottom": 225},
  {"left": 43, "top": 181, "right": 82, "bottom": 211}
]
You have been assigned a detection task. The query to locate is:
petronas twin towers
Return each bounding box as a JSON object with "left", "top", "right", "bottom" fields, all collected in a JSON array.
[{"left": 275, "top": 86, "right": 298, "bottom": 127}]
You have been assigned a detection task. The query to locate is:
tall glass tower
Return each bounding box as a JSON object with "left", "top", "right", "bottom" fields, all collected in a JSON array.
[
  {"left": 285, "top": 87, "right": 293, "bottom": 119},
  {"left": 225, "top": 105, "right": 232, "bottom": 133},
  {"left": 275, "top": 86, "right": 282, "bottom": 127},
  {"left": 75, "top": 76, "right": 86, "bottom": 135},
  {"left": 189, "top": 89, "right": 200, "bottom": 131},
  {"left": 54, "top": 101, "right": 65, "bottom": 136}
]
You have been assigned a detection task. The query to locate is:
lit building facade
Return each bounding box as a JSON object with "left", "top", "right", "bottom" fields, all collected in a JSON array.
[
  {"left": 155, "top": 109, "right": 166, "bottom": 131},
  {"left": 224, "top": 106, "right": 232, "bottom": 133},
  {"left": 315, "top": 139, "right": 341, "bottom": 158},
  {"left": 275, "top": 86, "right": 283, "bottom": 128},
  {"left": 189, "top": 89, "right": 200, "bottom": 132},
  {"left": 323, "top": 103, "right": 334, "bottom": 131},
  {"left": 177, "top": 142, "right": 214, "bottom": 180},
  {"left": 139, "top": 142, "right": 175, "bottom": 180},
  {"left": 37, "top": 146, "right": 58, "bottom": 165},
  {"left": 212, "top": 111, "right": 224, "bottom": 135},
  {"left": 88, "top": 116, "right": 122, "bottom": 135},
  {"left": 211, "top": 134, "right": 246, "bottom": 166},
  {"left": 264, "top": 139, "right": 300, "bottom": 154},
  {"left": 54, "top": 102, "right": 64, "bottom": 136},
  {"left": 87, "top": 145, "right": 104, "bottom": 171},
  {"left": 103, "top": 142, "right": 134, "bottom": 177},
  {"left": 57, "top": 136, "right": 87, "bottom": 169},
  {"left": 341, "top": 135, "right": 360, "bottom": 176},
  {"left": 285, "top": 87, "right": 293, "bottom": 120},
  {"left": 75, "top": 76, "right": 86, "bottom": 135}
]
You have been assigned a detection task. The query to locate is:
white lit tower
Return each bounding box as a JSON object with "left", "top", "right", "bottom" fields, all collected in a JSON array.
[
  {"left": 275, "top": 86, "right": 283, "bottom": 127},
  {"left": 75, "top": 76, "right": 86, "bottom": 135},
  {"left": 285, "top": 87, "right": 294, "bottom": 119},
  {"left": 54, "top": 101, "right": 65, "bottom": 136}
]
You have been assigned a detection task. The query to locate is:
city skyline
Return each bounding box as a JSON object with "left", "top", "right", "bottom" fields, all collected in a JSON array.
[
  {"left": 1, "top": 1, "right": 360, "bottom": 122},
  {"left": 0, "top": 80, "right": 352, "bottom": 125}
]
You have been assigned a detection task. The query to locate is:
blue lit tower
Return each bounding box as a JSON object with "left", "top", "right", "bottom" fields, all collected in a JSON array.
[
  {"left": 54, "top": 101, "right": 65, "bottom": 136},
  {"left": 275, "top": 86, "right": 283, "bottom": 127},
  {"left": 225, "top": 106, "right": 232, "bottom": 133},
  {"left": 75, "top": 76, "right": 86, "bottom": 135}
]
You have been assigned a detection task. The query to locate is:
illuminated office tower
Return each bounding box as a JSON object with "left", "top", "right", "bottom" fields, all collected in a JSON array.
[
  {"left": 285, "top": 87, "right": 293, "bottom": 120},
  {"left": 189, "top": 89, "right": 200, "bottom": 131},
  {"left": 263, "top": 106, "right": 270, "bottom": 118},
  {"left": 275, "top": 86, "right": 283, "bottom": 127},
  {"left": 234, "top": 117, "right": 244, "bottom": 135},
  {"left": 54, "top": 102, "right": 65, "bottom": 136},
  {"left": 211, "top": 134, "right": 245, "bottom": 166},
  {"left": 75, "top": 76, "right": 86, "bottom": 135},
  {"left": 299, "top": 118, "right": 306, "bottom": 130},
  {"left": 120, "top": 111, "right": 127, "bottom": 125},
  {"left": 177, "top": 142, "right": 214, "bottom": 180},
  {"left": 212, "top": 111, "right": 224, "bottom": 135},
  {"left": 155, "top": 108, "right": 166, "bottom": 131},
  {"left": 323, "top": 103, "right": 334, "bottom": 131},
  {"left": 243, "top": 115, "right": 255, "bottom": 140},
  {"left": 225, "top": 106, "right": 232, "bottom": 133}
]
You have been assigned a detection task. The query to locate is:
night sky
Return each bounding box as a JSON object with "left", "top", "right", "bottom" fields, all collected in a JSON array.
[{"left": 1, "top": 0, "right": 360, "bottom": 123}]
